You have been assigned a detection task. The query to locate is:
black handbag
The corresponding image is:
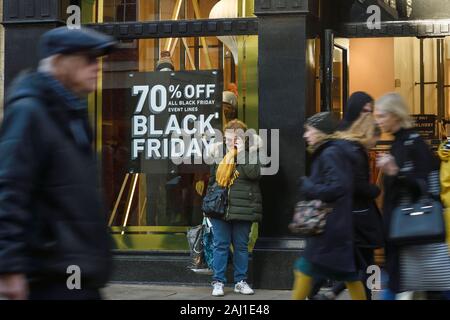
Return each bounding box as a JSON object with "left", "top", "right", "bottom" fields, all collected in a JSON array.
[
  {"left": 202, "top": 182, "right": 229, "bottom": 218},
  {"left": 389, "top": 197, "right": 446, "bottom": 245},
  {"left": 388, "top": 148, "right": 446, "bottom": 245}
]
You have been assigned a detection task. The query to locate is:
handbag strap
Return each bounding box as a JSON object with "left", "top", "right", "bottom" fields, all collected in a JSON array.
[{"left": 402, "top": 135, "right": 438, "bottom": 199}]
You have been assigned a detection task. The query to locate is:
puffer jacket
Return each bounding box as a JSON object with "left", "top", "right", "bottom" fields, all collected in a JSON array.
[
  {"left": 0, "top": 71, "right": 112, "bottom": 288},
  {"left": 205, "top": 135, "right": 263, "bottom": 222}
]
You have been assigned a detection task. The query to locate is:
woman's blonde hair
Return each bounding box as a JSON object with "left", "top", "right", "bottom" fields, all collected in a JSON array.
[
  {"left": 333, "top": 113, "right": 379, "bottom": 148},
  {"left": 224, "top": 119, "right": 247, "bottom": 131},
  {"left": 375, "top": 93, "right": 414, "bottom": 129},
  {"left": 304, "top": 124, "right": 332, "bottom": 152}
]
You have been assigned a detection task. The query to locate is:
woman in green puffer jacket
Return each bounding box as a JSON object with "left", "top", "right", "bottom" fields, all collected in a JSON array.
[{"left": 205, "top": 119, "right": 262, "bottom": 297}]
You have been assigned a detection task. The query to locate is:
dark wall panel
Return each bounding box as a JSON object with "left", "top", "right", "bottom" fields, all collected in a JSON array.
[
  {"left": 258, "top": 15, "right": 307, "bottom": 237},
  {"left": 3, "top": 0, "right": 61, "bottom": 23},
  {"left": 3, "top": 24, "right": 59, "bottom": 91},
  {"left": 2, "top": 0, "right": 66, "bottom": 95}
]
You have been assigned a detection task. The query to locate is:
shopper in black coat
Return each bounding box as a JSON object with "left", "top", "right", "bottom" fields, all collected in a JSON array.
[
  {"left": 375, "top": 93, "right": 441, "bottom": 295},
  {"left": 300, "top": 139, "right": 358, "bottom": 272},
  {"left": 321, "top": 116, "right": 384, "bottom": 300},
  {"left": 352, "top": 140, "right": 384, "bottom": 249},
  {"left": 292, "top": 112, "right": 367, "bottom": 300},
  {"left": 381, "top": 128, "right": 438, "bottom": 293},
  {"left": 339, "top": 112, "right": 385, "bottom": 250},
  {"left": 311, "top": 99, "right": 384, "bottom": 300},
  {"left": 0, "top": 28, "right": 117, "bottom": 300},
  {"left": 339, "top": 92, "right": 382, "bottom": 249}
]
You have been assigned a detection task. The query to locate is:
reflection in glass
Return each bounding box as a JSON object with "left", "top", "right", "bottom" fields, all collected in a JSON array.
[{"left": 332, "top": 47, "right": 344, "bottom": 118}]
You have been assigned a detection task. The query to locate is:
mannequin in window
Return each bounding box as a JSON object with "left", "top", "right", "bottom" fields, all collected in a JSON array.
[
  {"left": 156, "top": 50, "right": 175, "bottom": 72},
  {"left": 222, "top": 90, "right": 238, "bottom": 128}
]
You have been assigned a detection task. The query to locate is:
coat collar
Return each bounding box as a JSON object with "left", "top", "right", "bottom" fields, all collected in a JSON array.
[{"left": 37, "top": 71, "right": 87, "bottom": 113}]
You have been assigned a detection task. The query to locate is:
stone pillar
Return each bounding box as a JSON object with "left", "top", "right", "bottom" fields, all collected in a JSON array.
[
  {"left": 1, "top": 0, "right": 70, "bottom": 93},
  {"left": 252, "top": 0, "right": 320, "bottom": 289}
]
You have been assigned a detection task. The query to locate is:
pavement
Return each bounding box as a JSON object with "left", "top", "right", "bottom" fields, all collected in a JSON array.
[
  {"left": 0, "top": 282, "right": 381, "bottom": 300},
  {"left": 101, "top": 282, "right": 378, "bottom": 300},
  {"left": 102, "top": 283, "right": 292, "bottom": 300}
]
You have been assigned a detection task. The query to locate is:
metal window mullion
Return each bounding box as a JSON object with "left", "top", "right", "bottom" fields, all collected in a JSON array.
[
  {"left": 180, "top": 0, "right": 186, "bottom": 70},
  {"left": 195, "top": 37, "right": 199, "bottom": 70},
  {"left": 154, "top": 0, "right": 160, "bottom": 71}
]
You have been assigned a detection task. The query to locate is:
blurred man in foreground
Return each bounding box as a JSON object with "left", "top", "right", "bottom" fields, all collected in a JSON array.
[{"left": 0, "top": 27, "right": 117, "bottom": 300}]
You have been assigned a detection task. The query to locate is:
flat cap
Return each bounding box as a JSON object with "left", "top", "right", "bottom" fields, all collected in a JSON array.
[{"left": 38, "top": 27, "right": 118, "bottom": 59}]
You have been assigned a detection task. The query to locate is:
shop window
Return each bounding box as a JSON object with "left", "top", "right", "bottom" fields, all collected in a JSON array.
[
  {"left": 99, "top": 0, "right": 246, "bottom": 22},
  {"left": 104, "top": 0, "right": 137, "bottom": 22},
  {"left": 384, "top": 0, "right": 397, "bottom": 10},
  {"left": 94, "top": 35, "right": 258, "bottom": 250}
]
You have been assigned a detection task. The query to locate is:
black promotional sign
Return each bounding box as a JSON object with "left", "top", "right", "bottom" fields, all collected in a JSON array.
[
  {"left": 411, "top": 114, "right": 437, "bottom": 140},
  {"left": 126, "top": 70, "right": 223, "bottom": 174}
]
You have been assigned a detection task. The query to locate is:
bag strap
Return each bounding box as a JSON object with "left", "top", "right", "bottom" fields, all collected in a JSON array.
[{"left": 401, "top": 134, "right": 433, "bottom": 198}]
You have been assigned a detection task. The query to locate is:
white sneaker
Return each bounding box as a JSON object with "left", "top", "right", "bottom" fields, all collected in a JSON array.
[
  {"left": 234, "top": 280, "right": 254, "bottom": 295},
  {"left": 212, "top": 281, "right": 224, "bottom": 297}
]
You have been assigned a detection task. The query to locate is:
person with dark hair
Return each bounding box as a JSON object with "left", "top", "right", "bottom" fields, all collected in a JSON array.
[{"left": 339, "top": 91, "right": 374, "bottom": 131}]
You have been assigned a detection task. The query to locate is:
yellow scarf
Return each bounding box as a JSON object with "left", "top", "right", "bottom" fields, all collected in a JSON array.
[{"left": 216, "top": 148, "right": 240, "bottom": 188}]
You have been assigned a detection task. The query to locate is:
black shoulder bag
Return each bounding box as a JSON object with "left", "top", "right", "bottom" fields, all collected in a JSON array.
[
  {"left": 201, "top": 182, "right": 229, "bottom": 218},
  {"left": 388, "top": 140, "right": 446, "bottom": 245}
]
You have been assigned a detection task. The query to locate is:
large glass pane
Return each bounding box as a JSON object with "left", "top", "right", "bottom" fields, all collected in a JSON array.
[
  {"left": 332, "top": 47, "right": 344, "bottom": 118},
  {"left": 99, "top": 0, "right": 254, "bottom": 23},
  {"left": 95, "top": 35, "right": 258, "bottom": 250}
]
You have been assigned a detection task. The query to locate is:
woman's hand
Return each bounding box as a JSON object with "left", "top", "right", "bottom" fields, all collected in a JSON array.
[
  {"left": 235, "top": 137, "right": 245, "bottom": 153},
  {"left": 376, "top": 154, "right": 399, "bottom": 176}
]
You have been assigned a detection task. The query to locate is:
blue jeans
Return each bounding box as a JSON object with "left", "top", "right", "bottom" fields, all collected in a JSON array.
[
  {"left": 380, "top": 269, "right": 397, "bottom": 300},
  {"left": 380, "top": 288, "right": 397, "bottom": 300},
  {"left": 210, "top": 218, "right": 252, "bottom": 284}
]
